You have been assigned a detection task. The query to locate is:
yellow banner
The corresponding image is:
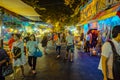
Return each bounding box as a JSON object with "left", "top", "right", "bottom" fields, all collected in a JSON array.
[{"left": 98, "top": 12, "right": 117, "bottom": 20}]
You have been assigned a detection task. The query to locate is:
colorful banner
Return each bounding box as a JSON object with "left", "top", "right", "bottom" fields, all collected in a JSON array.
[
  {"left": 98, "top": 4, "right": 120, "bottom": 20},
  {"left": 98, "top": 12, "right": 117, "bottom": 20},
  {"left": 80, "top": 0, "right": 106, "bottom": 22},
  {"left": 80, "top": 0, "right": 120, "bottom": 26}
]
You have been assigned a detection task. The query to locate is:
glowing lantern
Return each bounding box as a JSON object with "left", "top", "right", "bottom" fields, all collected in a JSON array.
[{"left": 10, "top": 28, "right": 13, "bottom": 32}]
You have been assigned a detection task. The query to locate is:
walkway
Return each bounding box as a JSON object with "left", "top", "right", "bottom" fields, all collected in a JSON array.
[{"left": 6, "top": 41, "right": 103, "bottom": 80}]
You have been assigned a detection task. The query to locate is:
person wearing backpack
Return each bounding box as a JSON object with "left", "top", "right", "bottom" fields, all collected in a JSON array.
[{"left": 98, "top": 25, "right": 120, "bottom": 80}]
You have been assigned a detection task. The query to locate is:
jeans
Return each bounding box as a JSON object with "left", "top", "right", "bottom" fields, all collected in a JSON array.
[
  {"left": 56, "top": 46, "right": 61, "bottom": 55},
  {"left": 28, "top": 56, "right": 37, "bottom": 70}
]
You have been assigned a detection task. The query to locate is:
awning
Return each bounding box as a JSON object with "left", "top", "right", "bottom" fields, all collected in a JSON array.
[
  {"left": 93, "top": 4, "right": 120, "bottom": 21},
  {"left": 0, "top": 0, "right": 41, "bottom": 21},
  {"left": 98, "top": 12, "right": 117, "bottom": 20}
]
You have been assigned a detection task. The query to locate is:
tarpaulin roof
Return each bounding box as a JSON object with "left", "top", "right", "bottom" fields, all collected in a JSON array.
[{"left": 0, "top": 0, "right": 41, "bottom": 21}]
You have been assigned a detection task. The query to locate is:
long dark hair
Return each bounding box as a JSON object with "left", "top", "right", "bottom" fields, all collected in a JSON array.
[
  {"left": 58, "top": 33, "right": 60, "bottom": 39},
  {"left": 14, "top": 33, "right": 21, "bottom": 39},
  {"left": 112, "top": 25, "right": 120, "bottom": 38},
  {"left": 30, "top": 34, "right": 36, "bottom": 41},
  {"left": 43, "top": 35, "right": 48, "bottom": 41}
]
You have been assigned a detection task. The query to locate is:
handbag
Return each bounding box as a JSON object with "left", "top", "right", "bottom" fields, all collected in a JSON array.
[
  {"left": 34, "top": 49, "right": 43, "bottom": 57},
  {"left": 2, "top": 63, "right": 14, "bottom": 77},
  {"left": 13, "top": 42, "right": 22, "bottom": 58},
  {"left": 13, "top": 46, "right": 21, "bottom": 58}
]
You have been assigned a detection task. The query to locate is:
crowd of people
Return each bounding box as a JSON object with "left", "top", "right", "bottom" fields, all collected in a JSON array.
[
  {"left": 0, "top": 25, "right": 120, "bottom": 80},
  {"left": 83, "top": 29, "right": 104, "bottom": 56},
  {"left": 0, "top": 31, "right": 75, "bottom": 80}
]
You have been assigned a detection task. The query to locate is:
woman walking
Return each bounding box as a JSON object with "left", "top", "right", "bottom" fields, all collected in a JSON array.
[
  {"left": 56, "top": 33, "right": 62, "bottom": 58},
  {"left": 26, "top": 34, "right": 38, "bottom": 74},
  {"left": 12, "top": 34, "right": 26, "bottom": 79}
]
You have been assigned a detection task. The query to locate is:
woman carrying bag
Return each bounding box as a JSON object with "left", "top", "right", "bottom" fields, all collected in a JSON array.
[
  {"left": 26, "top": 34, "right": 41, "bottom": 75},
  {"left": 12, "top": 34, "right": 27, "bottom": 79}
]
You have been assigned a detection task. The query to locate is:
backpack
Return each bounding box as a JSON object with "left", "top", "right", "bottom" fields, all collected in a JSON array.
[{"left": 108, "top": 40, "right": 120, "bottom": 80}]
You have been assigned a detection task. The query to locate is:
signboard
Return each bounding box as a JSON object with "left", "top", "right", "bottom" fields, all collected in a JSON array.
[
  {"left": 80, "top": 0, "right": 120, "bottom": 25},
  {"left": 88, "top": 22, "right": 98, "bottom": 29},
  {"left": 80, "top": 0, "right": 99, "bottom": 22},
  {"left": 80, "top": 0, "right": 107, "bottom": 23}
]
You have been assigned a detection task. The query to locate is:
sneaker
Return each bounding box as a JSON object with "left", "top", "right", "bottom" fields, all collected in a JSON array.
[
  {"left": 69, "top": 60, "right": 73, "bottom": 63},
  {"left": 56, "top": 55, "right": 60, "bottom": 59}
]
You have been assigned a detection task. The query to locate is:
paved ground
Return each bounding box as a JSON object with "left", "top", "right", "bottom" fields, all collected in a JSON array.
[{"left": 6, "top": 41, "right": 103, "bottom": 80}]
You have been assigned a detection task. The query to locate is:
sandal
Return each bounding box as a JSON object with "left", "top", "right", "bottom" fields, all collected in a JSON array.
[{"left": 32, "top": 70, "right": 37, "bottom": 75}]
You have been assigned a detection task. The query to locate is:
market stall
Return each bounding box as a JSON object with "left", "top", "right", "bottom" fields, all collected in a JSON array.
[{"left": 0, "top": 0, "right": 41, "bottom": 21}]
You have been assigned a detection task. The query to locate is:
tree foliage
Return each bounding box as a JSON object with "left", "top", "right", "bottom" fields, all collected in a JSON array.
[{"left": 21, "top": 0, "right": 89, "bottom": 26}]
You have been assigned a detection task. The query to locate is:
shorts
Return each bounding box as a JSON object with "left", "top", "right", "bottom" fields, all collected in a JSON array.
[{"left": 66, "top": 45, "right": 74, "bottom": 53}]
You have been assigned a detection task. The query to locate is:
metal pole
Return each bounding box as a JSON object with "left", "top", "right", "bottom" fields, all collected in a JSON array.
[{"left": 0, "top": 8, "right": 3, "bottom": 48}]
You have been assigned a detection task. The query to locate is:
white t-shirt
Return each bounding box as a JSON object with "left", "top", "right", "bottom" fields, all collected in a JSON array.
[
  {"left": 98, "top": 39, "right": 120, "bottom": 79},
  {"left": 56, "top": 38, "right": 61, "bottom": 46},
  {"left": 66, "top": 35, "right": 74, "bottom": 46}
]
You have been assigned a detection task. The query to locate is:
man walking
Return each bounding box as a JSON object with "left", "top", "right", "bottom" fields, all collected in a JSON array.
[{"left": 99, "top": 25, "right": 120, "bottom": 80}]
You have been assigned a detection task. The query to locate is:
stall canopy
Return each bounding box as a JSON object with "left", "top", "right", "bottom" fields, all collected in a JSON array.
[
  {"left": 0, "top": 0, "right": 41, "bottom": 21},
  {"left": 93, "top": 4, "right": 120, "bottom": 21}
]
